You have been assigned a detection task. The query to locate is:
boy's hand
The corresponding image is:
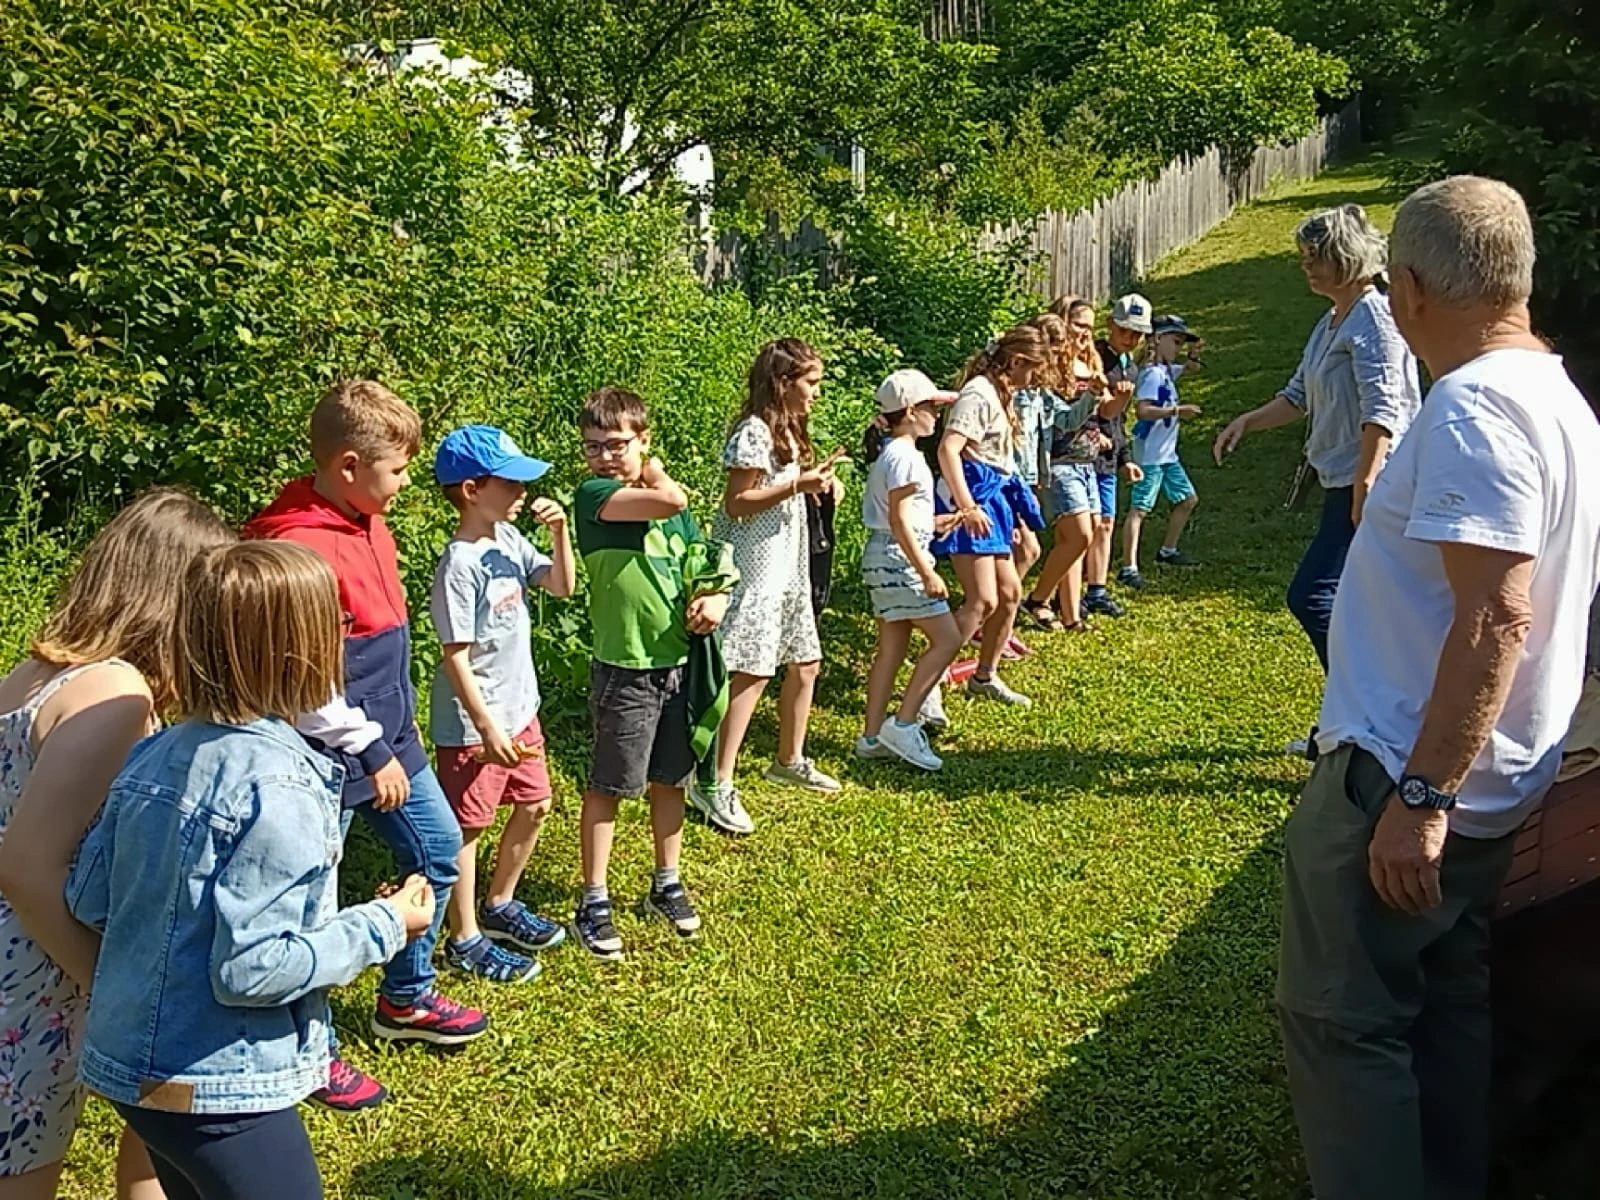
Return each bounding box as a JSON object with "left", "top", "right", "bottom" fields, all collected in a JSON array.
[
  {"left": 641, "top": 457, "right": 671, "bottom": 488},
  {"left": 384, "top": 874, "right": 437, "bottom": 941},
  {"left": 919, "top": 566, "right": 949, "bottom": 600},
  {"left": 1113, "top": 379, "right": 1135, "bottom": 402},
  {"left": 1177, "top": 404, "right": 1202, "bottom": 419},
  {"left": 528, "top": 497, "right": 566, "bottom": 528},
  {"left": 473, "top": 723, "right": 522, "bottom": 768},
  {"left": 686, "top": 592, "right": 729, "bottom": 634},
  {"left": 371, "top": 757, "right": 410, "bottom": 812},
  {"left": 1123, "top": 463, "right": 1145, "bottom": 483}
]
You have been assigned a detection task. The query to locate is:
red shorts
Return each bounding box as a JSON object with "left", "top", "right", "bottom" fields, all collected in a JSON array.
[{"left": 435, "top": 716, "right": 553, "bottom": 831}]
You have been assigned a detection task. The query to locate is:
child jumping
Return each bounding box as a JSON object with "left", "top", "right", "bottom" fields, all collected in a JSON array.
[
  {"left": 691, "top": 339, "right": 842, "bottom": 838},
  {"left": 429, "top": 425, "right": 575, "bottom": 984},
  {"left": 856, "top": 370, "right": 964, "bottom": 771},
  {"left": 1120, "top": 314, "right": 1205, "bottom": 588},
  {"left": 67, "top": 540, "right": 434, "bottom": 1200},
  {"left": 572, "top": 387, "right": 734, "bottom": 961}
]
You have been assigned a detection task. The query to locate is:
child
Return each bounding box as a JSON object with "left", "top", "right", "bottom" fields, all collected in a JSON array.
[
  {"left": 0, "top": 488, "right": 232, "bottom": 1198},
  {"left": 572, "top": 387, "right": 734, "bottom": 961},
  {"left": 429, "top": 425, "right": 576, "bottom": 984},
  {"left": 691, "top": 339, "right": 842, "bottom": 839},
  {"left": 932, "top": 326, "right": 1050, "bottom": 707},
  {"left": 245, "top": 380, "right": 482, "bottom": 1113},
  {"left": 856, "top": 370, "right": 965, "bottom": 771},
  {"left": 66, "top": 541, "right": 435, "bottom": 1200},
  {"left": 1120, "top": 315, "right": 1205, "bottom": 588},
  {"left": 1084, "top": 293, "right": 1151, "bottom": 617}
]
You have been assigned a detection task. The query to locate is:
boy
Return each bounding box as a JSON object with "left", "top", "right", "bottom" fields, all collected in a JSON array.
[
  {"left": 245, "top": 380, "right": 485, "bottom": 1113},
  {"left": 430, "top": 425, "right": 575, "bottom": 983},
  {"left": 1084, "top": 293, "right": 1151, "bottom": 617},
  {"left": 1120, "top": 315, "right": 1204, "bottom": 589},
  {"left": 571, "top": 386, "right": 733, "bottom": 961}
]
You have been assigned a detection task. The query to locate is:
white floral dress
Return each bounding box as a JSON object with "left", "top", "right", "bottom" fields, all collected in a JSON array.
[
  {"left": 713, "top": 416, "right": 822, "bottom": 676},
  {"left": 0, "top": 661, "right": 127, "bottom": 1174}
]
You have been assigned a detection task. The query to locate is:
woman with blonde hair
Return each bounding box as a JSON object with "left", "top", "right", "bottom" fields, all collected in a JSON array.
[{"left": 0, "top": 487, "right": 234, "bottom": 1200}]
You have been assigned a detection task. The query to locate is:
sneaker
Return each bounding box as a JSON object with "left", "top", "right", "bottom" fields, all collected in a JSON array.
[
  {"left": 855, "top": 734, "right": 897, "bottom": 760},
  {"left": 917, "top": 685, "right": 948, "bottom": 730},
  {"left": 445, "top": 935, "right": 540, "bottom": 983},
  {"left": 1156, "top": 547, "right": 1201, "bottom": 567},
  {"left": 572, "top": 900, "right": 625, "bottom": 962},
  {"left": 877, "top": 720, "right": 943, "bottom": 771},
  {"left": 1117, "top": 566, "right": 1147, "bottom": 590},
  {"left": 1283, "top": 737, "right": 1311, "bottom": 758},
  {"left": 646, "top": 883, "right": 702, "bottom": 938},
  {"left": 687, "top": 778, "right": 756, "bottom": 836},
  {"left": 308, "top": 1057, "right": 387, "bottom": 1112},
  {"left": 1083, "top": 590, "right": 1126, "bottom": 618},
  {"left": 372, "top": 990, "right": 488, "bottom": 1046},
  {"left": 480, "top": 900, "right": 566, "bottom": 952},
  {"left": 764, "top": 758, "right": 842, "bottom": 793},
  {"left": 966, "top": 674, "right": 1033, "bottom": 708}
]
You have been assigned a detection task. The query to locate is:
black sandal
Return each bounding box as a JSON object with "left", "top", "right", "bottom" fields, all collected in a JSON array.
[
  {"left": 1022, "top": 600, "right": 1064, "bottom": 632},
  {"left": 1061, "top": 618, "right": 1100, "bottom": 634}
]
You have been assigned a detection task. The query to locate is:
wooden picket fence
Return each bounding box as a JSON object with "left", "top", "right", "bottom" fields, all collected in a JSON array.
[{"left": 978, "top": 101, "right": 1363, "bottom": 303}]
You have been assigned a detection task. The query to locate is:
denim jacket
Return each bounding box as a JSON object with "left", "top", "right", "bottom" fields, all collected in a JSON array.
[{"left": 66, "top": 717, "right": 405, "bottom": 1114}]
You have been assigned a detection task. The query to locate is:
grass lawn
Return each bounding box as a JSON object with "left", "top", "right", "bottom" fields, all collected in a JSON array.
[{"left": 61, "top": 152, "right": 1412, "bottom": 1200}]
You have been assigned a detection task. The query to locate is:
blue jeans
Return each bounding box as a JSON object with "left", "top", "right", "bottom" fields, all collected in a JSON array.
[
  {"left": 1287, "top": 485, "right": 1356, "bottom": 673},
  {"left": 339, "top": 764, "right": 460, "bottom": 1004}
]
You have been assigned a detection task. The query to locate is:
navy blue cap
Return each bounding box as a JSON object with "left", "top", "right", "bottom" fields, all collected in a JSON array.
[
  {"left": 434, "top": 425, "right": 551, "bottom": 487},
  {"left": 1151, "top": 314, "right": 1200, "bottom": 341}
]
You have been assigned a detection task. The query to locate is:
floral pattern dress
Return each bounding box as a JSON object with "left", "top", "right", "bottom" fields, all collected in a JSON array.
[
  {"left": 0, "top": 662, "right": 125, "bottom": 1174},
  {"left": 712, "top": 416, "right": 822, "bottom": 677}
]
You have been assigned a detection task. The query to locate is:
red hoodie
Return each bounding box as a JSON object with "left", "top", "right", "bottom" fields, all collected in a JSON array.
[{"left": 244, "top": 477, "right": 427, "bottom": 805}]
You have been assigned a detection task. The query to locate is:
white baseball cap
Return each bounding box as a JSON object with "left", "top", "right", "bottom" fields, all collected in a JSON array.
[
  {"left": 1110, "top": 293, "right": 1154, "bottom": 335},
  {"left": 875, "top": 369, "right": 958, "bottom": 415}
]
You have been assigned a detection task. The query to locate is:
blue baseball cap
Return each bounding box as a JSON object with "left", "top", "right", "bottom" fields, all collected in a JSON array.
[{"left": 434, "top": 425, "right": 551, "bottom": 487}]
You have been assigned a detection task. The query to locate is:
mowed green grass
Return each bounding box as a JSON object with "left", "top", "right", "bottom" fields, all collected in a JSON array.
[{"left": 62, "top": 156, "right": 1409, "bottom": 1200}]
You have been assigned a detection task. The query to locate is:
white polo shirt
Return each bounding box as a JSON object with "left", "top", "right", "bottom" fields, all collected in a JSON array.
[{"left": 1316, "top": 348, "right": 1600, "bottom": 838}]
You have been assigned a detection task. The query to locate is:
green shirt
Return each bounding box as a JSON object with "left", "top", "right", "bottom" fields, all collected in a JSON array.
[{"left": 574, "top": 477, "right": 704, "bottom": 669}]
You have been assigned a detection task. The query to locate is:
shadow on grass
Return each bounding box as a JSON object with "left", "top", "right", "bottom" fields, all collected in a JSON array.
[{"left": 349, "top": 838, "right": 1307, "bottom": 1200}]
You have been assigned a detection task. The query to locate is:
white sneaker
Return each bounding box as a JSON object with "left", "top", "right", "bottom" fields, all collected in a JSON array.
[
  {"left": 687, "top": 779, "right": 755, "bottom": 836},
  {"left": 764, "top": 758, "right": 842, "bottom": 793},
  {"left": 917, "top": 685, "right": 948, "bottom": 730},
  {"left": 877, "top": 720, "right": 943, "bottom": 772},
  {"left": 855, "top": 735, "right": 897, "bottom": 760},
  {"left": 966, "top": 674, "right": 1033, "bottom": 708},
  {"left": 1284, "top": 737, "right": 1311, "bottom": 759}
]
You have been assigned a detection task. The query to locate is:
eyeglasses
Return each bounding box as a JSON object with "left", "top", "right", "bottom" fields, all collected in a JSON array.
[{"left": 580, "top": 435, "right": 638, "bottom": 458}]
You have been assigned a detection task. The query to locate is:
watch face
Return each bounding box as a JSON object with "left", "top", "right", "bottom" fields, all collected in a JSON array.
[{"left": 1401, "top": 777, "right": 1429, "bottom": 806}]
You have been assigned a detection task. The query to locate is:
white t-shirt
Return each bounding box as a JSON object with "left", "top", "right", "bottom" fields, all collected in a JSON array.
[
  {"left": 863, "top": 436, "right": 936, "bottom": 538},
  {"left": 943, "top": 375, "right": 1015, "bottom": 471},
  {"left": 1132, "top": 362, "right": 1187, "bottom": 466},
  {"left": 1317, "top": 348, "right": 1600, "bottom": 838}
]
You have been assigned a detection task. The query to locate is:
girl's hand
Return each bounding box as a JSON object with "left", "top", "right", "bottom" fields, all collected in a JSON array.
[
  {"left": 933, "top": 511, "right": 963, "bottom": 535},
  {"left": 795, "top": 467, "right": 834, "bottom": 495},
  {"left": 386, "top": 874, "right": 436, "bottom": 941},
  {"left": 686, "top": 592, "right": 729, "bottom": 634},
  {"left": 959, "top": 506, "right": 992, "bottom": 538},
  {"left": 1177, "top": 404, "right": 1202, "bottom": 419},
  {"left": 529, "top": 497, "right": 566, "bottom": 528},
  {"left": 919, "top": 566, "right": 949, "bottom": 600}
]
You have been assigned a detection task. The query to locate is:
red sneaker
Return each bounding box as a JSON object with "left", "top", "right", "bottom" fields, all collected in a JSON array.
[
  {"left": 307, "top": 1056, "right": 388, "bottom": 1111},
  {"left": 371, "top": 990, "right": 488, "bottom": 1046}
]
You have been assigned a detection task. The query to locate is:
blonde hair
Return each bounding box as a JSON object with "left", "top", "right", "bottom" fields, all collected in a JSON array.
[
  {"left": 1028, "top": 312, "right": 1070, "bottom": 391},
  {"left": 32, "top": 487, "right": 235, "bottom": 713},
  {"left": 310, "top": 380, "right": 423, "bottom": 466},
  {"left": 1390, "top": 175, "right": 1535, "bottom": 308},
  {"left": 173, "top": 542, "right": 344, "bottom": 725},
  {"left": 740, "top": 339, "right": 823, "bottom": 467},
  {"left": 1296, "top": 204, "right": 1388, "bottom": 289}
]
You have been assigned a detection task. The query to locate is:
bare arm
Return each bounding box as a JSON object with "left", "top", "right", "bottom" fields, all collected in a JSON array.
[
  {"left": 438, "top": 643, "right": 520, "bottom": 767},
  {"left": 529, "top": 500, "right": 576, "bottom": 598},
  {"left": 1350, "top": 423, "right": 1393, "bottom": 525},
  {"left": 887, "top": 483, "right": 938, "bottom": 583},
  {"left": 0, "top": 668, "right": 152, "bottom": 987},
  {"left": 598, "top": 459, "right": 688, "bottom": 522},
  {"left": 937, "top": 430, "right": 977, "bottom": 512},
  {"left": 723, "top": 466, "right": 799, "bottom": 520}
]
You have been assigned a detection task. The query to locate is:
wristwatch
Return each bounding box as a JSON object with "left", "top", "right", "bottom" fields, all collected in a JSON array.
[{"left": 1398, "top": 774, "right": 1457, "bottom": 811}]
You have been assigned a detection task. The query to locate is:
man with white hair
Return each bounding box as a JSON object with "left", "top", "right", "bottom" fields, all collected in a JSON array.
[{"left": 1275, "top": 176, "right": 1600, "bottom": 1199}]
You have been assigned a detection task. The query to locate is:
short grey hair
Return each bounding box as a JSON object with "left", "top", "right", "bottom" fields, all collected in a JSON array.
[
  {"left": 1389, "top": 175, "right": 1535, "bottom": 308},
  {"left": 1296, "top": 204, "right": 1387, "bottom": 288}
]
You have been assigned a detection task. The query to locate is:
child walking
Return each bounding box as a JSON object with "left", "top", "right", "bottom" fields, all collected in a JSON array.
[
  {"left": 690, "top": 339, "right": 842, "bottom": 838},
  {"left": 933, "top": 326, "right": 1050, "bottom": 707},
  {"left": 1083, "top": 293, "right": 1152, "bottom": 617},
  {"left": 246, "top": 380, "right": 483, "bottom": 1112},
  {"left": 66, "top": 541, "right": 434, "bottom": 1200},
  {"left": 855, "top": 370, "right": 965, "bottom": 771},
  {"left": 571, "top": 387, "right": 734, "bottom": 961},
  {"left": 429, "top": 426, "right": 575, "bottom": 984},
  {"left": 1120, "top": 315, "right": 1205, "bottom": 589}
]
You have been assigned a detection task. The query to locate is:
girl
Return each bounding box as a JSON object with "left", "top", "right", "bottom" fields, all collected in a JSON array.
[
  {"left": 855, "top": 370, "right": 965, "bottom": 772},
  {"left": 1023, "top": 298, "right": 1129, "bottom": 631},
  {"left": 933, "top": 325, "right": 1050, "bottom": 707},
  {"left": 690, "top": 339, "right": 842, "bottom": 838},
  {"left": 0, "top": 487, "right": 233, "bottom": 1200},
  {"left": 65, "top": 540, "right": 433, "bottom": 1200}
]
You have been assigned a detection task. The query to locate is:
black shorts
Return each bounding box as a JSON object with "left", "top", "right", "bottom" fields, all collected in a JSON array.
[{"left": 587, "top": 661, "right": 694, "bottom": 797}]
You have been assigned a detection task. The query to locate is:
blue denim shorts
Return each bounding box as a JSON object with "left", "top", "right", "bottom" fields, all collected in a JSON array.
[
  {"left": 1048, "top": 463, "right": 1100, "bottom": 519},
  {"left": 1095, "top": 471, "right": 1118, "bottom": 519}
]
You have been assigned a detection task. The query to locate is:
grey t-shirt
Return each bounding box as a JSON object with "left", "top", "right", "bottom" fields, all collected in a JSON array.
[
  {"left": 428, "top": 523, "right": 551, "bottom": 748},
  {"left": 1283, "top": 290, "right": 1422, "bottom": 489}
]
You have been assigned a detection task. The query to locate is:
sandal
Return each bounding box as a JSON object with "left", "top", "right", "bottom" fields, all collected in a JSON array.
[
  {"left": 1021, "top": 600, "right": 1064, "bottom": 632},
  {"left": 1061, "top": 619, "right": 1100, "bottom": 634}
]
